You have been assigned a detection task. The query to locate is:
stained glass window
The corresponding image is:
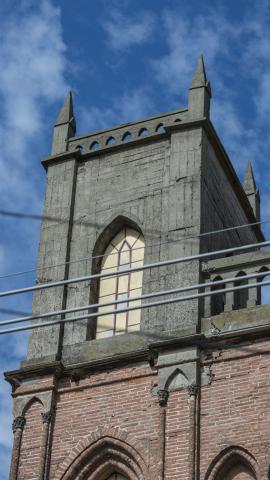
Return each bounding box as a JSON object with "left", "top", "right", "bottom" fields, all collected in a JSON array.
[{"left": 96, "top": 228, "right": 145, "bottom": 339}]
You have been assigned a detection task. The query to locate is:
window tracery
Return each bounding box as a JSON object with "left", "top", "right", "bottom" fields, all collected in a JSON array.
[{"left": 96, "top": 227, "right": 145, "bottom": 339}]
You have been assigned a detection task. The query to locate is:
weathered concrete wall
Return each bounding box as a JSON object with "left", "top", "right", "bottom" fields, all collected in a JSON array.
[
  {"left": 27, "top": 157, "right": 77, "bottom": 361},
  {"left": 62, "top": 128, "right": 202, "bottom": 360},
  {"left": 201, "top": 129, "right": 258, "bottom": 253},
  {"left": 26, "top": 119, "right": 263, "bottom": 365}
]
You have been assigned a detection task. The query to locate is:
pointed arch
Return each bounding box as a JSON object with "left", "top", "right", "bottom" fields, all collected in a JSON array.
[
  {"left": 89, "top": 215, "right": 145, "bottom": 340},
  {"left": 106, "top": 136, "right": 116, "bottom": 146},
  {"left": 54, "top": 428, "right": 148, "bottom": 480},
  {"left": 138, "top": 128, "right": 149, "bottom": 137},
  {"left": 165, "top": 368, "right": 189, "bottom": 391},
  {"left": 122, "top": 131, "right": 133, "bottom": 142},
  {"left": 258, "top": 266, "right": 270, "bottom": 305},
  {"left": 205, "top": 446, "right": 259, "bottom": 480},
  {"left": 21, "top": 396, "right": 44, "bottom": 416},
  {"left": 155, "top": 123, "right": 165, "bottom": 133}
]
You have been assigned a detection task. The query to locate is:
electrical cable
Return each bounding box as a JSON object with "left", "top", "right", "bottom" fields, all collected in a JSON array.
[
  {"left": 1, "top": 278, "right": 269, "bottom": 335},
  {"left": 0, "top": 214, "right": 269, "bottom": 281},
  {"left": 1, "top": 270, "right": 268, "bottom": 328},
  {"left": 1, "top": 239, "right": 270, "bottom": 299}
]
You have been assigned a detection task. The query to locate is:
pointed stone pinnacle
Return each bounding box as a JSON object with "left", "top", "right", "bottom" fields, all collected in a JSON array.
[
  {"left": 190, "top": 55, "right": 209, "bottom": 89},
  {"left": 55, "top": 91, "right": 74, "bottom": 126},
  {"left": 243, "top": 161, "right": 257, "bottom": 194}
]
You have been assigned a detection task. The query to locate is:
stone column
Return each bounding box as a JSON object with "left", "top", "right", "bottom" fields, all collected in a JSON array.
[
  {"left": 204, "top": 285, "right": 212, "bottom": 317},
  {"left": 157, "top": 389, "right": 169, "bottom": 480},
  {"left": 38, "top": 412, "right": 52, "bottom": 480},
  {"left": 9, "top": 416, "right": 26, "bottom": 480},
  {"left": 224, "top": 286, "right": 234, "bottom": 311},
  {"left": 247, "top": 277, "right": 259, "bottom": 307},
  {"left": 188, "top": 383, "right": 198, "bottom": 480}
]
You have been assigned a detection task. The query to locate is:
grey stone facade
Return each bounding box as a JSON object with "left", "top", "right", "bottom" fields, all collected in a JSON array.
[{"left": 24, "top": 56, "right": 263, "bottom": 367}]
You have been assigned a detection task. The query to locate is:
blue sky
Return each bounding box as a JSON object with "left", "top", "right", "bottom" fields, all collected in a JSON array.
[{"left": 1, "top": 0, "right": 270, "bottom": 477}]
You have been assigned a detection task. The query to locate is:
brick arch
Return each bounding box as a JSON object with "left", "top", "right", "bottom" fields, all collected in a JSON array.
[
  {"left": 53, "top": 426, "right": 148, "bottom": 480},
  {"left": 205, "top": 446, "right": 259, "bottom": 480}
]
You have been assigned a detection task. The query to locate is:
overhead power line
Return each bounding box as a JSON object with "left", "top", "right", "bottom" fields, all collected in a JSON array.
[
  {"left": 1, "top": 239, "right": 270, "bottom": 299},
  {"left": 0, "top": 211, "right": 269, "bottom": 281},
  {"left": 1, "top": 270, "right": 268, "bottom": 329},
  {"left": 1, "top": 278, "right": 269, "bottom": 335}
]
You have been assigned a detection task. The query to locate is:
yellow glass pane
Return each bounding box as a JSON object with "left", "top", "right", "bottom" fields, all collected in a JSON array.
[
  {"left": 96, "top": 314, "right": 114, "bottom": 332},
  {"left": 111, "top": 230, "right": 125, "bottom": 250},
  {"left": 115, "top": 312, "right": 127, "bottom": 332},
  {"left": 96, "top": 329, "right": 114, "bottom": 339},
  {"left": 131, "top": 246, "right": 144, "bottom": 263},
  {"left": 118, "top": 274, "right": 129, "bottom": 294},
  {"left": 129, "top": 271, "right": 143, "bottom": 290},
  {"left": 101, "top": 243, "right": 118, "bottom": 269},
  {"left": 128, "top": 309, "right": 141, "bottom": 326},
  {"left": 128, "top": 323, "right": 140, "bottom": 332},
  {"left": 126, "top": 228, "right": 140, "bottom": 246},
  {"left": 119, "top": 248, "right": 130, "bottom": 268},
  {"left": 99, "top": 277, "right": 117, "bottom": 297},
  {"left": 98, "top": 294, "right": 115, "bottom": 310},
  {"left": 128, "top": 287, "right": 141, "bottom": 298}
]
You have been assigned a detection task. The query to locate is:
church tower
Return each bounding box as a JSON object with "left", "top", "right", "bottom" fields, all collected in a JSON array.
[{"left": 5, "top": 57, "right": 270, "bottom": 480}]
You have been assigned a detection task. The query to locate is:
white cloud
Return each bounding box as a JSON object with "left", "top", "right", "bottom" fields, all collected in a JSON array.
[
  {"left": 79, "top": 87, "right": 155, "bottom": 133},
  {"left": 0, "top": 1, "right": 68, "bottom": 477},
  {"left": 102, "top": 9, "right": 156, "bottom": 50}
]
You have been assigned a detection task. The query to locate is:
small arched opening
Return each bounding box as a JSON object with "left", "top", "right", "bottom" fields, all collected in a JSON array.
[
  {"left": 258, "top": 266, "right": 270, "bottom": 305},
  {"left": 122, "top": 132, "right": 133, "bottom": 142},
  {"left": 106, "top": 136, "right": 116, "bottom": 146},
  {"left": 211, "top": 276, "right": 225, "bottom": 316},
  {"left": 90, "top": 141, "right": 101, "bottom": 150},
  {"left": 155, "top": 123, "right": 165, "bottom": 133},
  {"left": 75, "top": 144, "right": 84, "bottom": 153},
  {"left": 234, "top": 271, "right": 248, "bottom": 310},
  {"left": 138, "top": 127, "right": 149, "bottom": 137}
]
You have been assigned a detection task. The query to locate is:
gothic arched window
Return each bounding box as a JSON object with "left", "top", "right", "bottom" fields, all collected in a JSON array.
[{"left": 96, "top": 227, "right": 145, "bottom": 339}]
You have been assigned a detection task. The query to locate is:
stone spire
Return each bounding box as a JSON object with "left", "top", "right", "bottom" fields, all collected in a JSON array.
[
  {"left": 188, "top": 55, "right": 211, "bottom": 119},
  {"left": 243, "top": 161, "right": 260, "bottom": 221},
  {"left": 51, "top": 91, "right": 76, "bottom": 155}
]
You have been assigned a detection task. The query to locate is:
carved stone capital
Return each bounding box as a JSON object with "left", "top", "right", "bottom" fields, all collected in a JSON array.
[
  {"left": 202, "top": 262, "right": 216, "bottom": 274},
  {"left": 187, "top": 383, "right": 198, "bottom": 396},
  {"left": 41, "top": 411, "right": 52, "bottom": 424},
  {"left": 157, "top": 389, "right": 169, "bottom": 406},
  {"left": 12, "top": 416, "right": 26, "bottom": 433}
]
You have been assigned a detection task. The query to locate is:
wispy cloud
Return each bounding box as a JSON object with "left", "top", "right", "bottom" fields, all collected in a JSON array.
[
  {"left": 102, "top": 8, "right": 156, "bottom": 50},
  {"left": 0, "top": 1, "right": 68, "bottom": 477},
  {"left": 79, "top": 87, "right": 155, "bottom": 132}
]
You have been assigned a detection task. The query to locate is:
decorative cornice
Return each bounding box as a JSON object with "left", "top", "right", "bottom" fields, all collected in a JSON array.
[
  {"left": 157, "top": 389, "right": 169, "bottom": 406},
  {"left": 12, "top": 416, "right": 26, "bottom": 433}
]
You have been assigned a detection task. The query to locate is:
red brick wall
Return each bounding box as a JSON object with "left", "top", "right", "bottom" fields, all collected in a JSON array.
[
  {"left": 17, "top": 400, "right": 43, "bottom": 479},
  {"left": 12, "top": 339, "right": 270, "bottom": 479},
  {"left": 200, "top": 341, "right": 270, "bottom": 479}
]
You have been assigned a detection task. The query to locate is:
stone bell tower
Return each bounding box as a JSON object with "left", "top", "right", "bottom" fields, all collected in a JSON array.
[{"left": 5, "top": 57, "right": 270, "bottom": 480}]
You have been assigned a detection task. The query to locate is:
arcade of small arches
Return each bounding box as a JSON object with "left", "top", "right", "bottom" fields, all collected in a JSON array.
[
  {"left": 73, "top": 119, "right": 178, "bottom": 153},
  {"left": 209, "top": 266, "right": 270, "bottom": 317}
]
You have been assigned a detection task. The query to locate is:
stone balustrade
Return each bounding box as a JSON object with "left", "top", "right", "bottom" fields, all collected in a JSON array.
[{"left": 201, "top": 249, "right": 270, "bottom": 317}]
